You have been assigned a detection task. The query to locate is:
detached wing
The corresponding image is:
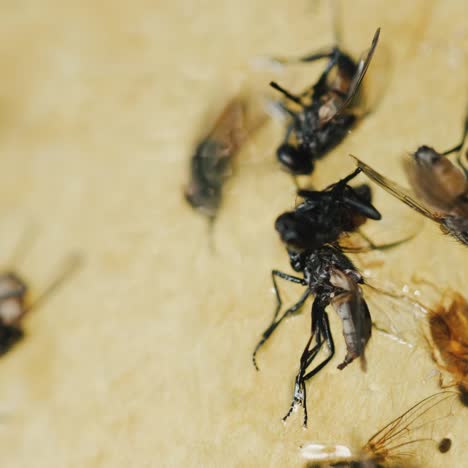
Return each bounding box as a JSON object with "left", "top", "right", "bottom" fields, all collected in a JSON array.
[{"left": 363, "top": 392, "right": 457, "bottom": 461}]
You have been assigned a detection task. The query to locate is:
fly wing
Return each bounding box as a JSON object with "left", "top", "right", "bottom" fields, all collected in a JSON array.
[
  {"left": 207, "top": 98, "right": 247, "bottom": 157},
  {"left": 320, "top": 28, "right": 380, "bottom": 125},
  {"left": 363, "top": 392, "right": 457, "bottom": 462},
  {"left": 351, "top": 155, "right": 443, "bottom": 222},
  {"left": 362, "top": 280, "right": 427, "bottom": 348}
]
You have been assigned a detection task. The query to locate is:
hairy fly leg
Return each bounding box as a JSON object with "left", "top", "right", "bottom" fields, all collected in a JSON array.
[
  {"left": 252, "top": 270, "right": 308, "bottom": 370},
  {"left": 283, "top": 298, "right": 335, "bottom": 427}
]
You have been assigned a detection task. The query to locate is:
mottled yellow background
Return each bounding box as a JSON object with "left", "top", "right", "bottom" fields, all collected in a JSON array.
[{"left": 0, "top": 1, "right": 466, "bottom": 467}]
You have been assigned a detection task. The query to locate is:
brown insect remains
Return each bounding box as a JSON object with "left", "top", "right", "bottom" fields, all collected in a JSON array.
[
  {"left": 427, "top": 291, "right": 468, "bottom": 399},
  {"left": 301, "top": 392, "right": 457, "bottom": 467}
]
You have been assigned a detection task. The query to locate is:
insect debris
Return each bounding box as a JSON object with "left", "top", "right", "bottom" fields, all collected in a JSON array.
[
  {"left": 269, "top": 28, "right": 380, "bottom": 176},
  {"left": 351, "top": 155, "right": 468, "bottom": 246},
  {"left": 301, "top": 391, "right": 458, "bottom": 467},
  {"left": 438, "top": 438, "right": 452, "bottom": 454},
  {"left": 0, "top": 254, "right": 82, "bottom": 356},
  {"left": 426, "top": 290, "right": 468, "bottom": 402}
]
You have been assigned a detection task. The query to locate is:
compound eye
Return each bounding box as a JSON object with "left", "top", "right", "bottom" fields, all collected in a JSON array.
[
  {"left": 277, "top": 144, "right": 314, "bottom": 175},
  {"left": 275, "top": 212, "right": 311, "bottom": 251},
  {"left": 275, "top": 213, "right": 304, "bottom": 245}
]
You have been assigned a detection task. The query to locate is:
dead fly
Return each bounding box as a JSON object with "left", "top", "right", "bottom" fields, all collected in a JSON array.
[
  {"left": 184, "top": 96, "right": 265, "bottom": 222},
  {"left": 253, "top": 244, "right": 372, "bottom": 426},
  {"left": 301, "top": 391, "right": 457, "bottom": 467},
  {"left": 274, "top": 167, "right": 381, "bottom": 252},
  {"left": 351, "top": 156, "right": 468, "bottom": 246},
  {"left": 404, "top": 110, "right": 468, "bottom": 217},
  {"left": 0, "top": 254, "right": 81, "bottom": 356},
  {"left": 269, "top": 28, "right": 380, "bottom": 176},
  {"left": 253, "top": 168, "right": 381, "bottom": 367},
  {"left": 426, "top": 290, "right": 468, "bottom": 399}
]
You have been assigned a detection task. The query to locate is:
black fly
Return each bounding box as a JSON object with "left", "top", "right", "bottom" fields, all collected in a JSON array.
[
  {"left": 269, "top": 28, "right": 380, "bottom": 175},
  {"left": 253, "top": 169, "right": 385, "bottom": 426},
  {"left": 253, "top": 168, "right": 380, "bottom": 371}
]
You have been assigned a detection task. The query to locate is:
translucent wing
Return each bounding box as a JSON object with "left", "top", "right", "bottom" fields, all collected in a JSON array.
[
  {"left": 301, "top": 392, "right": 457, "bottom": 466},
  {"left": 206, "top": 98, "right": 247, "bottom": 152},
  {"left": 364, "top": 392, "right": 457, "bottom": 462},
  {"left": 362, "top": 280, "right": 426, "bottom": 348},
  {"left": 320, "top": 28, "right": 380, "bottom": 125},
  {"left": 351, "top": 155, "right": 443, "bottom": 222}
]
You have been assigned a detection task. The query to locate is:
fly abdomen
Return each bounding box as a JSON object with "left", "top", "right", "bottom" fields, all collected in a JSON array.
[{"left": 330, "top": 269, "right": 372, "bottom": 370}]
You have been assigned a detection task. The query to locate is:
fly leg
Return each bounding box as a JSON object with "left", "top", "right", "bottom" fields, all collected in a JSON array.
[
  {"left": 299, "top": 167, "right": 362, "bottom": 197},
  {"left": 282, "top": 333, "right": 323, "bottom": 425},
  {"left": 354, "top": 229, "right": 418, "bottom": 251},
  {"left": 456, "top": 151, "right": 468, "bottom": 178},
  {"left": 270, "top": 82, "right": 304, "bottom": 106},
  {"left": 302, "top": 311, "right": 335, "bottom": 382},
  {"left": 252, "top": 270, "right": 308, "bottom": 370},
  {"left": 442, "top": 112, "right": 468, "bottom": 177},
  {"left": 270, "top": 47, "right": 337, "bottom": 66},
  {"left": 299, "top": 311, "right": 335, "bottom": 427},
  {"left": 283, "top": 298, "right": 335, "bottom": 427},
  {"left": 270, "top": 48, "right": 340, "bottom": 100}
]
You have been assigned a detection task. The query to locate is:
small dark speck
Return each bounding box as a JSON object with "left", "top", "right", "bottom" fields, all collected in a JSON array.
[{"left": 438, "top": 438, "right": 452, "bottom": 453}]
